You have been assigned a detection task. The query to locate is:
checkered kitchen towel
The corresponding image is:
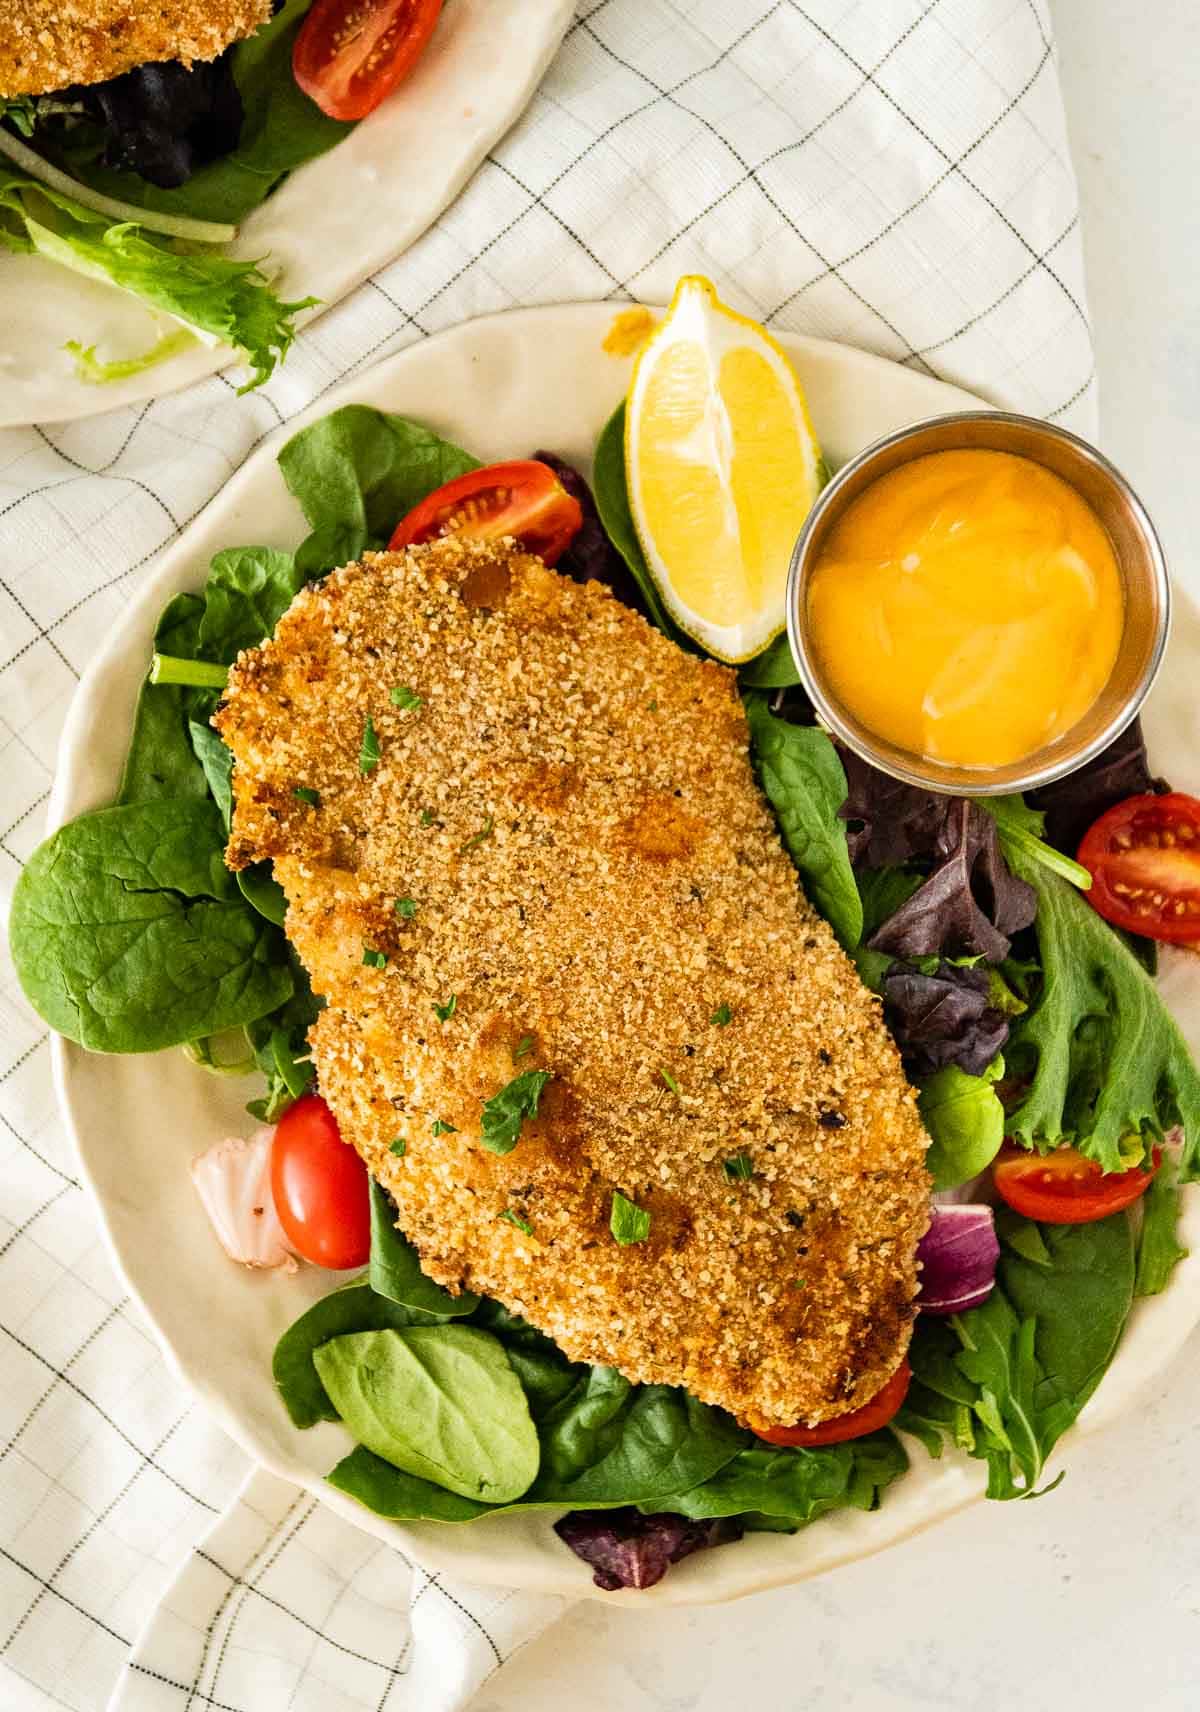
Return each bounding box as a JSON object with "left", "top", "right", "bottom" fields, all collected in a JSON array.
[{"left": 0, "top": 1, "right": 1095, "bottom": 1707}]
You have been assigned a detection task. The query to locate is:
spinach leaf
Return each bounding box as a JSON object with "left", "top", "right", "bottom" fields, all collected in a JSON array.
[
  {"left": 738, "top": 631, "right": 802, "bottom": 689},
  {"left": 918, "top": 1058, "right": 1005, "bottom": 1191},
  {"left": 245, "top": 953, "right": 322, "bottom": 1121},
  {"left": 1135, "top": 1156, "right": 1188, "bottom": 1296},
  {"left": 529, "top": 1369, "right": 743, "bottom": 1506},
  {"left": 905, "top": 1212, "right": 1134, "bottom": 1498},
  {"left": 1003, "top": 852, "right": 1200, "bottom": 1175},
  {"left": 188, "top": 720, "right": 234, "bottom": 828},
  {"left": 314, "top": 1326, "right": 540, "bottom": 1503},
  {"left": 591, "top": 403, "right": 677, "bottom": 637},
  {"left": 237, "top": 864, "right": 288, "bottom": 925},
  {"left": 328, "top": 1446, "right": 492, "bottom": 1521},
  {"left": 368, "top": 1180, "right": 479, "bottom": 1318},
  {"left": 278, "top": 406, "right": 478, "bottom": 578},
  {"left": 197, "top": 547, "right": 307, "bottom": 661},
  {"left": 61, "top": 0, "right": 351, "bottom": 226},
  {"left": 119, "top": 592, "right": 210, "bottom": 804},
  {"left": 654, "top": 1432, "right": 907, "bottom": 1526},
  {"left": 744, "top": 693, "right": 862, "bottom": 950},
  {"left": 326, "top": 1370, "right": 747, "bottom": 1522},
  {"left": 10, "top": 800, "right": 292, "bottom": 1052},
  {"left": 272, "top": 1281, "right": 447, "bottom": 1429}
]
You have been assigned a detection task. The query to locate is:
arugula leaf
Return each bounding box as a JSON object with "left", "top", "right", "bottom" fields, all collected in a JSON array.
[
  {"left": 481, "top": 1069, "right": 552, "bottom": 1155},
  {"left": 906, "top": 1212, "right": 1134, "bottom": 1498},
  {"left": 278, "top": 405, "right": 478, "bottom": 577},
  {"left": 744, "top": 693, "right": 862, "bottom": 950},
  {"left": 10, "top": 799, "right": 292, "bottom": 1052},
  {"left": 1135, "top": 1155, "right": 1188, "bottom": 1296},
  {"left": 918, "top": 1058, "right": 1006, "bottom": 1191},
  {"left": 591, "top": 403, "right": 678, "bottom": 637},
  {"left": 977, "top": 795, "right": 1093, "bottom": 890},
  {"left": 0, "top": 173, "right": 315, "bottom": 390},
  {"left": 1003, "top": 852, "right": 1200, "bottom": 1175},
  {"left": 368, "top": 1181, "right": 478, "bottom": 1318}
]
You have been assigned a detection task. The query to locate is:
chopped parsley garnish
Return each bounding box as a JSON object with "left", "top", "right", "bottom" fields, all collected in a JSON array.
[
  {"left": 433, "top": 995, "right": 457, "bottom": 1022},
  {"left": 459, "top": 815, "right": 494, "bottom": 855},
  {"left": 390, "top": 684, "right": 422, "bottom": 711},
  {"left": 359, "top": 715, "right": 380, "bottom": 773},
  {"left": 710, "top": 1003, "right": 732, "bottom": 1026},
  {"left": 389, "top": 1137, "right": 407, "bottom": 1157},
  {"left": 659, "top": 1067, "right": 681, "bottom": 1096},
  {"left": 431, "top": 1118, "right": 457, "bottom": 1136},
  {"left": 648, "top": 698, "right": 659, "bottom": 712},
  {"left": 723, "top": 1153, "right": 753, "bottom": 1181},
  {"left": 395, "top": 896, "right": 417, "bottom": 919},
  {"left": 512, "top": 1034, "right": 535, "bottom": 1062},
  {"left": 791, "top": 1279, "right": 806, "bottom": 1291},
  {"left": 610, "top": 1191, "right": 651, "bottom": 1246},
  {"left": 481, "top": 1069, "right": 552, "bottom": 1155},
  {"left": 362, "top": 946, "right": 387, "bottom": 969},
  {"left": 499, "top": 1209, "right": 533, "bottom": 1235},
  {"left": 293, "top": 786, "right": 320, "bottom": 808},
  {"left": 419, "top": 809, "right": 435, "bottom": 827}
]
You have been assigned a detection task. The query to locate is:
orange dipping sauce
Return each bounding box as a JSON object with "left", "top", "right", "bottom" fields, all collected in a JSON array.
[{"left": 806, "top": 449, "right": 1124, "bottom": 769}]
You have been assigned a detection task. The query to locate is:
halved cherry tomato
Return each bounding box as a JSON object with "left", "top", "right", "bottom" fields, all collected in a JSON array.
[
  {"left": 992, "top": 1142, "right": 1160, "bottom": 1225},
  {"left": 1077, "top": 792, "right": 1200, "bottom": 944},
  {"left": 747, "top": 1360, "right": 911, "bottom": 1447},
  {"left": 388, "top": 460, "right": 583, "bottom": 566},
  {"left": 293, "top": 0, "right": 442, "bottom": 122},
  {"left": 271, "top": 1093, "right": 370, "bottom": 1269}
]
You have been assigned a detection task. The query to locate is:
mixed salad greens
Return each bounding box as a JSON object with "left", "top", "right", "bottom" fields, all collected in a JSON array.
[
  {"left": 10, "top": 398, "right": 1200, "bottom": 1592},
  {"left": 0, "top": 0, "right": 439, "bottom": 386}
]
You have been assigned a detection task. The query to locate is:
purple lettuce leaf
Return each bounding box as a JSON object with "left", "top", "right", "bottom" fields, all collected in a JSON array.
[
  {"left": 554, "top": 1508, "right": 742, "bottom": 1591},
  {"left": 532, "top": 450, "right": 651, "bottom": 616},
  {"left": 1026, "top": 716, "right": 1166, "bottom": 855},
  {"left": 867, "top": 799, "right": 1036, "bottom": 964},
  {"left": 882, "top": 962, "right": 1010, "bottom": 1076},
  {"left": 838, "top": 748, "right": 955, "bottom": 869}
]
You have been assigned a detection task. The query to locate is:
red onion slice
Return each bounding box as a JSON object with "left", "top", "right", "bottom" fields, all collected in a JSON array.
[{"left": 917, "top": 1203, "right": 999, "bottom": 1315}]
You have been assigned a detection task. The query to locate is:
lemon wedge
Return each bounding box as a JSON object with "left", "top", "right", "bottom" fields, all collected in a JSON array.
[{"left": 624, "top": 276, "right": 826, "bottom": 663}]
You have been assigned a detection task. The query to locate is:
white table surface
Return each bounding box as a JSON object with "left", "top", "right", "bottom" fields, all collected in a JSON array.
[{"left": 476, "top": 7, "right": 1200, "bottom": 1709}]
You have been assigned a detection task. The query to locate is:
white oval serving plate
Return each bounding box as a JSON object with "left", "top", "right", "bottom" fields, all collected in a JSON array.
[
  {"left": 49, "top": 302, "right": 1200, "bottom": 1603},
  {"left": 0, "top": 0, "right": 574, "bottom": 427}
]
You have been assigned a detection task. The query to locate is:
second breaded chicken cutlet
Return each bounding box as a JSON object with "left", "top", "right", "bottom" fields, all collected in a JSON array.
[{"left": 215, "top": 535, "right": 931, "bottom": 1427}]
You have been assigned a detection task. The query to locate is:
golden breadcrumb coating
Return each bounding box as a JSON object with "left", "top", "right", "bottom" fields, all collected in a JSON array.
[
  {"left": 0, "top": 0, "right": 272, "bottom": 97},
  {"left": 215, "top": 537, "right": 930, "bottom": 1426}
]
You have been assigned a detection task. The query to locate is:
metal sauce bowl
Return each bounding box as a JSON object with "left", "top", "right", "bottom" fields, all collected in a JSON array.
[{"left": 785, "top": 411, "right": 1170, "bottom": 797}]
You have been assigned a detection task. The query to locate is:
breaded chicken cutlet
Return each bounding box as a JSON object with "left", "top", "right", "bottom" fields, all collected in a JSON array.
[
  {"left": 0, "top": 0, "right": 272, "bottom": 97},
  {"left": 215, "top": 536, "right": 931, "bottom": 1427}
]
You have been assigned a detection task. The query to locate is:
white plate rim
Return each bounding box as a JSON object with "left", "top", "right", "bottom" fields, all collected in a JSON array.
[{"left": 45, "top": 301, "right": 1200, "bottom": 1604}]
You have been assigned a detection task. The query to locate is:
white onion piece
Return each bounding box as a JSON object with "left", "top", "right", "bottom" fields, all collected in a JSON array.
[
  {"left": 0, "top": 125, "right": 237, "bottom": 243},
  {"left": 190, "top": 1128, "right": 297, "bottom": 1271},
  {"left": 917, "top": 1203, "right": 999, "bottom": 1315}
]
